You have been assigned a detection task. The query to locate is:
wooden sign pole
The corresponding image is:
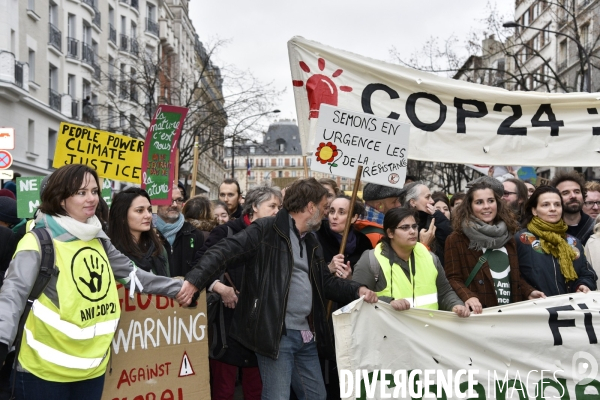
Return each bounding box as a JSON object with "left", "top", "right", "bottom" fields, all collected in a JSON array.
[
  {"left": 327, "top": 165, "right": 363, "bottom": 319},
  {"left": 189, "top": 136, "right": 199, "bottom": 198},
  {"left": 303, "top": 155, "right": 308, "bottom": 178}
]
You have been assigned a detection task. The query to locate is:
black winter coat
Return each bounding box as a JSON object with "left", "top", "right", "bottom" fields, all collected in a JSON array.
[
  {"left": 185, "top": 208, "right": 363, "bottom": 360},
  {"left": 159, "top": 221, "right": 204, "bottom": 277},
  {"left": 199, "top": 217, "right": 258, "bottom": 367},
  {"left": 315, "top": 221, "right": 372, "bottom": 271},
  {"left": 418, "top": 210, "right": 453, "bottom": 266}
]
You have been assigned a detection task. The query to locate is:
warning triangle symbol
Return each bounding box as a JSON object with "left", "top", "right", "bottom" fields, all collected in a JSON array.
[{"left": 178, "top": 351, "right": 196, "bottom": 377}]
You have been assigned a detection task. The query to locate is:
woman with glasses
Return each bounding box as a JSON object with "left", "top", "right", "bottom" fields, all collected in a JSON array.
[
  {"left": 108, "top": 188, "right": 170, "bottom": 276},
  {"left": 445, "top": 180, "right": 544, "bottom": 314},
  {"left": 517, "top": 186, "right": 597, "bottom": 296},
  {"left": 353, "top": 208, "right": 469, "bottom": 316}
]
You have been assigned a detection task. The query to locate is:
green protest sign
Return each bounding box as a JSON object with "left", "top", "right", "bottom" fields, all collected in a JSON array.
[
  {"left": 102, "top": 179, "right": 112, "bottom": 207},
  {"left": 16, "top": 176, "right": 43, "bottom": 218}
]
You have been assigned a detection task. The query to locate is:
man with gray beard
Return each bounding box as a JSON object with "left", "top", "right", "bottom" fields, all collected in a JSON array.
[{"left": 178, "top": 178, "right": 377, "bottom": 400}]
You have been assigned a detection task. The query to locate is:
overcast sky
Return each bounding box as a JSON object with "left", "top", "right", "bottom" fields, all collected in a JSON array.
[{"left": 188, "top": 1, "right": 515, "bottom": 126}]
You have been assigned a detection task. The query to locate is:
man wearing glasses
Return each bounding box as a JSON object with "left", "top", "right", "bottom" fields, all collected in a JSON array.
[
  {"left": 583, "top": 181, "right": 600, "bottom": 222},
  {"left": 501, "top": 179, "right": 528, "bottom": 227},
  {"left": 155, "top": 185, "right": 205, "bottom": 276}
]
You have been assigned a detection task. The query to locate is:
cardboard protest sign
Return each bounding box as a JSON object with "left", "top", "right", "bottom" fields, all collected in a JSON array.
[
  {"left": 101, "top": 284, "right": 209, "bottom": 400},
  {"left": 333, "top": 293, "right": 600, "bottom": 399},
  {"left": 16, "top": 176, "right": 43, "bottom": 218},
  {"left": 313, "top": 105, "right": 409, "bottom": 188},
  {"left": 53, "top": 122, "right": 143, "bottom": 183},
  {"left": 141, "top": 106, "right": 188, "bottom": 205},
  {"left": 288, "top": 36, "right": 600, "bottom": 166}
]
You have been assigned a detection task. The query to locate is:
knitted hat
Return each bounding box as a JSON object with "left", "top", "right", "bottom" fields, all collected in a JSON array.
[
  {"left": 362, "top": 183, "right": 406, "bottom": 201},
  {"left": 0, "top": 197, "right": 21, "bottom": 225},
  {"left": 3, "top": 181, "right": 16, "bottom": 196},
  {"left": 466, "top": 175, "right": 504, "bottom": 197},
  {"left": 0, "top": 189, "right": 15, "bottom": 200}
]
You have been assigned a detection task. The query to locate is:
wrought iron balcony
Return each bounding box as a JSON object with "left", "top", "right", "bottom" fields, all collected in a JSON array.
[
  {"left": 82, "top": 42, "right": 94, "bottom": 66},
  {"left": 48, "top": 23, "right": 61, "bottom": 52},
  {"left": 14, "top": 61, "right": 23, "bottom": 88},
  {"left": 108, "top": 75, "right": 117, "bottom": 93},
  {"left": 92, "top": 8, "right": 101, "bottom": 28},
  {"left": 109, "top": 24, "right": 117, "bottom": 44},
  {"left": 120, "top": 34, "right": 129, "bottom": 52},
  {"left": 146, "top": 18, "right": 159, "bottom": 36},
  {"left": 66, "top": 37, "right": 79, "bottom": 59},
  {"left": 93, "top": 63, "right": 101, "bottom": 81},
  {"left": 119, "top": 80, "right": 128, "bottom": 99},
  {"left": 82, "top": 0, "right": 94, "bottom": 8},
  {"left": 49, "top": 89, "right": 61, "bottom": 111},
  {"left": 130, "top": 38, "right": 139, "bottom": 56},
  {"left": 71, "top": 100, "right": 79, "bottom": 119},
  {"left": 130, "top": 0, "right": 139, "bottom": 10}
]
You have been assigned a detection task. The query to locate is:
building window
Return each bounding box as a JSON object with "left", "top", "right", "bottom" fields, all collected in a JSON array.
[
  {"left": 291, "top": 158, "right": 296, "bottom": 166},
  {"left": 522, "top": 9, "right": 530, "bottom": 26},
  {"left": 48, "top": 128, "right": 57, "bottom": 166},
  {"left": 292, "top": 170, "right": 297, "bottom": 177},
  {"left": 277, "top": 158, "right": 283, "bottom": 167},
  {"left": 28, "top": 50, "right": 35, "bottom": 82},
  {"left": 581, "top": 24, "right": 590, "bottom": 48},
  {"left": 28, "top": 119, "right": 35, "bottom": 153},
  {"left": 278, "top": 171, "right": 283, "bottom": 178}
]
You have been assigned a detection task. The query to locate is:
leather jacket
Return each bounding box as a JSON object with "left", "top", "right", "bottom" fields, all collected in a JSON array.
[{"left": 185, "top": 208, "right": 362, "bottom": 360}]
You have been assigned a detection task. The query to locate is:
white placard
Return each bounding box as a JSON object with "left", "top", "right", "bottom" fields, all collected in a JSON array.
[
  {"left": 0, "top": 170, "right": 14, "bottom": 179},
  {"left": 312, "top": 105, "right": 410, "bottom": 188},
  {"left": 0, "top": 128, "right": 15, "bottom": 150}
]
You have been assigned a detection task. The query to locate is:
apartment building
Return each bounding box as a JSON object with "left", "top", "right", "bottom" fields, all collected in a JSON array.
[{"left": 0, "top": 0, "right": 226, "bottom": 192}]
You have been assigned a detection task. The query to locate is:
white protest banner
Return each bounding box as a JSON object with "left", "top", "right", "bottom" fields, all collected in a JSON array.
[
  {"left": 312, "top": 105, "right": 409, "bottom": 188},
  {"left": 333, "top": 293, "right": 600, "bottom": 399},
  {"left": 288, "top": 36, "right": 600, "bottom": 166}
]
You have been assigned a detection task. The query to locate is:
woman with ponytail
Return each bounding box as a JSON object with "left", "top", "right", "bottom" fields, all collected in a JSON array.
[{"left": 516, "top": 186, "right": 597, "bottom": 295}]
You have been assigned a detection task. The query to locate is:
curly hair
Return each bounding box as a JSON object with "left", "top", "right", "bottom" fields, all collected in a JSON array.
[
  {"left": 550, "top": 170, "right": 586, "bottom": 198},
  {"left": 452, "top": 180, "right": 520, "bottom": 234}
]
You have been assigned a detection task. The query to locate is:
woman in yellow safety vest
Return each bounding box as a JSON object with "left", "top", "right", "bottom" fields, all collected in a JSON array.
[
  {"left": 0, "top": 164, "right": 187, "bottom": 400},
  {"left": 353, "top": 207, "right": 470, "bottom": 316}
]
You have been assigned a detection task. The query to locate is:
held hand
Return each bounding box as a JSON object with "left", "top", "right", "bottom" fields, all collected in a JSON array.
[
  {"left": 506, "top": 166, "right": 518, "bottom": 177},
  {"left": 358, "top": 287, "right": 378, "bottom": 303},
  {"left": 465, "top": 297, "right": 482, "bottom": 314},
  {"left": 390, "top": 299, "right": 411, "bottom": 311},
  {"left": 214, "top": 283, "right": 238, "bottom": 309},
  {"left": 176, "top": 281, "right": 198, "bottom": 307},
  {"left": 419, "top": 219, "right": 436, "bottom": 247},
  {"left": 329, "top": 254, "right": 345, "bottom": 275},
  {"left": 335, "top": 262, "right": 353, "bottom": 280},
  {"left": 577, "top": 285, "right": 591, "bottom": 293},
  {"left": 452, "top": 305, "right": 471, "bottom": 318},
  {"left": 528, "top": 290, "right": 546, "bottom": 299}
]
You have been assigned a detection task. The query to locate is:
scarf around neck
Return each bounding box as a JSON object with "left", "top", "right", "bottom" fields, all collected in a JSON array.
[
  {"left": 154, "top": 213, "right": 184, "bottom": 245},
  {"left": 35, "top": 213, "right": 102, "bottom": 242},
  {"left": 461, "top": 217, "right": 510, "bottom": 251},
  {"left": 527, "top": 216, "right": 578, "bottom": 282}
]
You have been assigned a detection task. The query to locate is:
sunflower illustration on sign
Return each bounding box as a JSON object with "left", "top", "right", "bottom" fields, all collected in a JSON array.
[{"left": 315, "top": 142, "right": 343, "bottom": 173}]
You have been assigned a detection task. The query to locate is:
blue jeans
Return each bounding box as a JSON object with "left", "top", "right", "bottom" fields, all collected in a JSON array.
[
  {"left": 256, "top": 329, "right": 326, "bottom": 400},
  {"left": 11, "top": 371, "right": 105, "bottom": 400}
]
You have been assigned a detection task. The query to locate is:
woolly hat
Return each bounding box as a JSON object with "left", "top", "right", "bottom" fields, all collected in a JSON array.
[
  {"left": 466, "top": 175, "right": 504, "bottom": 197},
  {"left": 362, "top": 183, "right": 406, "bottom": 201},
  {"left": 3, "top": 181, "right": 16, "bottom": 196},
  {"left": 0, "top": 196, "right": 21, "bottom": 225},
  {"left": 0, "top": 189, "right": 15, "bottom": 200}
]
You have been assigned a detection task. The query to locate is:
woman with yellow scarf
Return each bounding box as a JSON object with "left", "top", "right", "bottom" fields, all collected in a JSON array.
[{"left": 516, "top": 186, "right": 597, "bottom": 295}]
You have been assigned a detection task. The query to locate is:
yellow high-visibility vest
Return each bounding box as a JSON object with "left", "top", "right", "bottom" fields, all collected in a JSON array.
[
  {"left": 374, "top": 242, "right": 439, "bottom": 310},
  {"left": 17, "top": 232, "right": 120, "bottom": 382}
]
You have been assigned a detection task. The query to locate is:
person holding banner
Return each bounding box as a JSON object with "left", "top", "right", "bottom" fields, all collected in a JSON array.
[
  {"left": 516, "top": 186, "right": 597, "bottom": 296},
  {"left": 444, "top": 180, "right": 543, "bottom": 313},
  {"left": 353, "top": 208, "right": 469, "bottom": 316},
  {"left": 108, "top": 188, "right": 170, "bottom": 276},
  {"left": 0, "top": 164, "right": 186, "bottom": 400}
]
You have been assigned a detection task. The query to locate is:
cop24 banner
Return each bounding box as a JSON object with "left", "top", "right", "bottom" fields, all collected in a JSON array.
[
  {"left": 332, "top": 293, "right": 600, "bottom": 399},
  {"left": 288, "top": 36, "right": 600, "bottom": 167}
]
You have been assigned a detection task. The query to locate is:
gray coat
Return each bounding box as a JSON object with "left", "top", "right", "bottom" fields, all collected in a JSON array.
[{"left": 353, "top": 242, "right": 463, "bottom": 311}]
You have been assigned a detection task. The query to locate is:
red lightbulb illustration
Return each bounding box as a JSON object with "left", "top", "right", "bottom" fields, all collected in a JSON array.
[{"left": 293, "top": 58, "right": 352, "bottom": 119}]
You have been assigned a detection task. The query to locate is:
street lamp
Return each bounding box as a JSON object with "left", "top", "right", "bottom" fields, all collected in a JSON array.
[
  {"left": 502, "top": 21, "right": 592, "bottom": 92},
  {"left": 230, "top": 109, "right": 280, "bottom": 179}
]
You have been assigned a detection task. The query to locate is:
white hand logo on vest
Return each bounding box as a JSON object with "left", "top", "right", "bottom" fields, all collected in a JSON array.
[{"left": 71, "top": 247, "right": 112, "bottom": 302}]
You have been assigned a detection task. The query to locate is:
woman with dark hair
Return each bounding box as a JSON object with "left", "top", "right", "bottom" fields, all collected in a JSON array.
[
  {"left": 108, "top": 187, "right": 169, "bottom": 276},
  {"left": 0, "top": 164, "right": 184, "bottom": 400},
  {"left": 318, "top": 178, "right": 341, "bottom": 208},
  {"left": 353, "top": 207, "right": 469, "bottom": 316},
  {"left": 317, "top": 195, "right": 372, "bottom": 280},
  {"left": 516, "top": 186, "right": 597, "bottom": 296},
  {"left": 202, "top": 186, "right": 282, "bottom": 400},
  {"left": 444, "top": 180, "right": 543, "bottom": 314},
  {"left": 183, "top": 195, "right": 218, "bottom": 240}
]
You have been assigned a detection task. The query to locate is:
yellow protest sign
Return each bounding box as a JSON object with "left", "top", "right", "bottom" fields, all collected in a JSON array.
[{"left": 53, "top": 122, "right": 144, "bottom": 183}]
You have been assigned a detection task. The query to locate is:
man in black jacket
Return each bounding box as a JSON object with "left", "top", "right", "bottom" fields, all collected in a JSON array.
[
  {"left": 178, "top": 178, "right": 377, "bottom": 400},
  {"left": 154, "top": 185, "right": 204, "bottom": 276}
]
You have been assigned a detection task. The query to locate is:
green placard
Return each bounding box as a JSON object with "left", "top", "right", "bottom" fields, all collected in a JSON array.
[
  {"left": 102, "top": 179, "right": 112, "bottom": 207},
  {"left": 16, "top": 176, "right": 43, "bottom": 218}
]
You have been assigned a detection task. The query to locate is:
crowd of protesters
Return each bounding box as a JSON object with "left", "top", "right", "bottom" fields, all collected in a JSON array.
[{"left": 0, "top": 164, "right": 598, "bottom": 400}]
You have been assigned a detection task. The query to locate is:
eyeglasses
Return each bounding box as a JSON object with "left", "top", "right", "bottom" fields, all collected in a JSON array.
[
  {"left": 503, "top": 191, "right": 517, "bottom": 197},
  {"left": 396, "top": 224, "right": 419, "bottom": 232},
  {"left": 172, "top": 198, "right": 185, "bottom": 205},
  {"left": 584, "top": 201, "right": 600, "bottom": 207}
]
